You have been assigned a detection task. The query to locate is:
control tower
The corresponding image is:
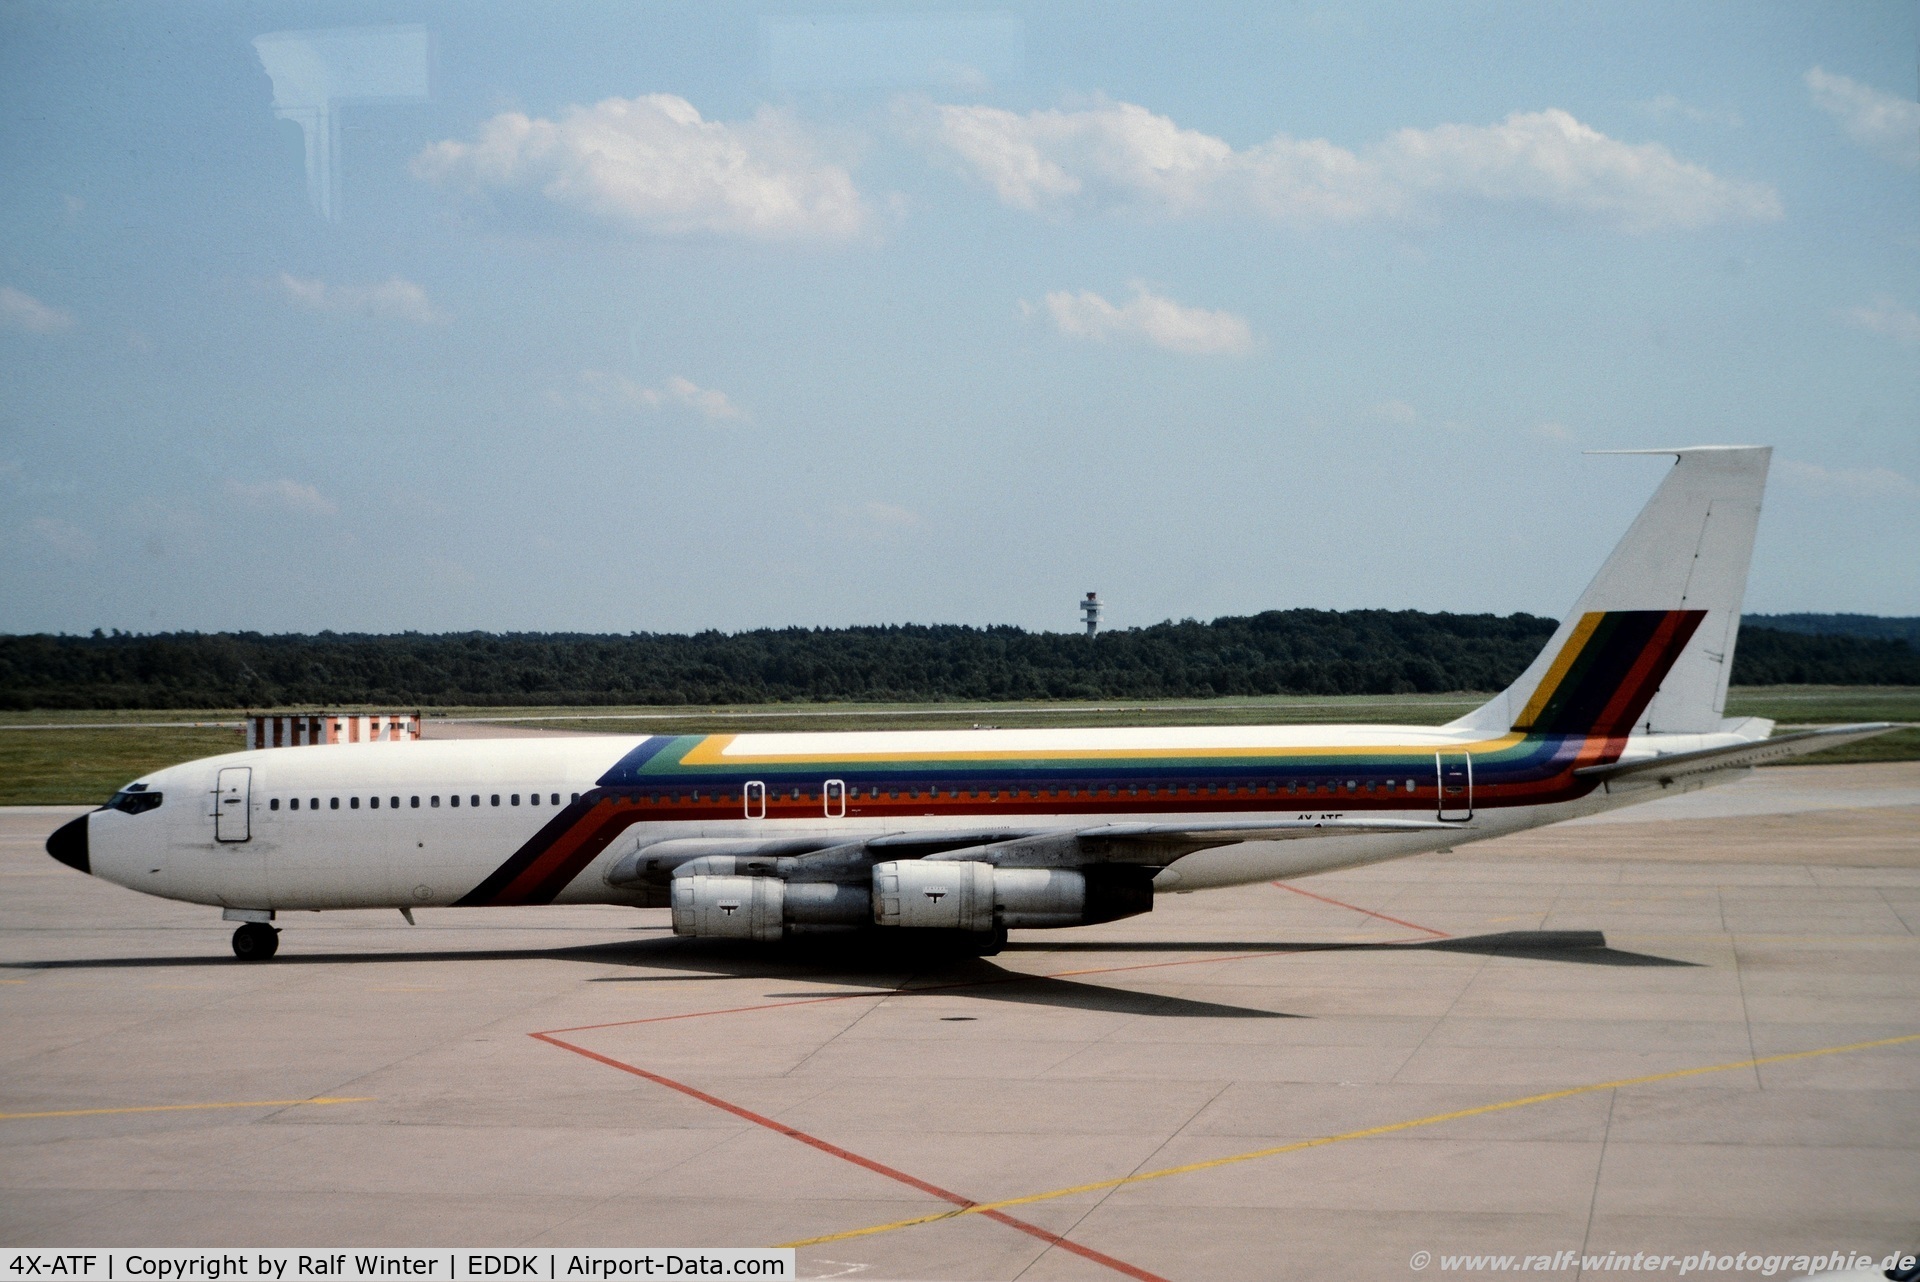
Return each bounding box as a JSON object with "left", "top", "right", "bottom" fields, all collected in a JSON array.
[{"left": 1080, "top": 592, "right": 1102, "bottom": 637}]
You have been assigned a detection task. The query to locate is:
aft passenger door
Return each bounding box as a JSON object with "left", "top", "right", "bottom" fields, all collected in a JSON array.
[
  {"left": 215, "top": 767, "right": 252, "bottom": 842},
  {"left": 1435, "top": 752, "right": 1472, "bottom": 822}
]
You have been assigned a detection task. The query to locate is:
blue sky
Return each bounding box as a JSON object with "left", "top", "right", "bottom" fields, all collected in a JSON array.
[{"left": 2, "top": 1, "right": 1916, "bottom": 635}]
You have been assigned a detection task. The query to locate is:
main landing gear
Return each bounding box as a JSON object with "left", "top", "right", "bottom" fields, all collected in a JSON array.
[{"left": 231, "top": 921, "right": 280, "bottom": 960}]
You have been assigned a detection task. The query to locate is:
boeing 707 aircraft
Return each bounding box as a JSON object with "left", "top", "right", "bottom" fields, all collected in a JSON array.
[{"left": 44, "top": 446, "right": 1895, "bottom": 959}]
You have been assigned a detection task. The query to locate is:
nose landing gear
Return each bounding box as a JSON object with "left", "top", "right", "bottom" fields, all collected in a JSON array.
[{"left": 231, "top": 921, "right": 280, "bottom": 960}]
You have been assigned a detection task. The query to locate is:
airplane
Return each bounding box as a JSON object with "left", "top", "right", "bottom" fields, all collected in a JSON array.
[{"left": 43, "top": 445, "right": 1897, "bottom": 960}]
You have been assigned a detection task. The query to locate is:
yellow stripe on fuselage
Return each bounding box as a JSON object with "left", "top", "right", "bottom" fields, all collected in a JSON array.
[
  {"left": 673, "top": 731, "right": 1531, "bottom": 768},
  {"left": 1513, "top": 612, "right": 1604, "bottom": 730}
]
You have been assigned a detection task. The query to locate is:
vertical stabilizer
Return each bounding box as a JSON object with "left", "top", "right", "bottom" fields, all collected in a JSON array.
[{"left": 1450, "top": 446, "right": 1771, "bottom": 737}]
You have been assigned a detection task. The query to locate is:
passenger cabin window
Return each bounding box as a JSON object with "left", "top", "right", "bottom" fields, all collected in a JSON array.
[
  {"left": 330, "top": 797, "right": 340, "bottom": 810},
  {"left": 511, "top": 794, "right": 520, "bottom": 806},
  {"left": 450, "top": 795, "right": 459, "bottom": 807},
  {"left": 310, "top": 797, "right": 319, "bottom": 809},
  {"left": 411, "top": 796, "right": 419, "bottom": 808},
  {"left": 471, "top": 795, "right": 480, "bottom": 806},
  {"left": 289, "top": 798, "right": 300, "bottom": 810},
  {"left": 552, "top": 793, "right": 561, "bottom": 805},
  {"left": 370, "top": 796, "right": 379, "bottom": 809},
  {"left": 270, "top": 798, "right": 280, "bottom": 810},
  {"left": 351, "top": 797, "right": 360, "bottom": 809},
  {"left": 491, "top": 795, "right": 500, "bottom": 807},
  {"left": 431, "top": 796, "right": 440, "bottom": 807}
]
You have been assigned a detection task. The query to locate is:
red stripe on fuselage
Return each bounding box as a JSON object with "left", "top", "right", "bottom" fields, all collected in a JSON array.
[{"left": 489, "top": 799, "right": 646, "bottom": 905}]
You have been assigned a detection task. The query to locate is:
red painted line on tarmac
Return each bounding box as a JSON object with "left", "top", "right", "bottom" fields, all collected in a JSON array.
[
  {"left": 531, "top": 1030, "right": 1170, "bottom": 1282},
  {"left": 544, "top": 994, "right": 864, "bottom": 1036},
  {"left": 1271, "top": 881, "right": 1450, "bottom": 938},
  {"left": 530, "top": 939, "right": 1454, "bottom": 1276}
]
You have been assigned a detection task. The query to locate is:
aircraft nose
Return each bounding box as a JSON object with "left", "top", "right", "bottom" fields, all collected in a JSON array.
[{"left": 46, "top": 814, "right": 90, "bottom": 875}]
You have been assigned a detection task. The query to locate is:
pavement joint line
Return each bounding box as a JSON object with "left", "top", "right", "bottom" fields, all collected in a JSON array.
[
  {"left": 0, "top": 1096, "right": 374, "bottom": 1121},
  {"left": 779, "top": 1031, "right": 1920, "bottom": 1250},
  {"left": 1271, "top": 880, "right": 1451, "bottom": 937},
  {"left": 528, "top": 1030, "right": 1169, "bottom": 1282}
]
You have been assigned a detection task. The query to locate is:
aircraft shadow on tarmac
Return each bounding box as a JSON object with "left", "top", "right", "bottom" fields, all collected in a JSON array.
[
  {"left": 1005, "top": 930, "right": 1700, "bottom": 969},
  {"left": 1, "top": 929, "right": 1693, "bottom": 1021}
]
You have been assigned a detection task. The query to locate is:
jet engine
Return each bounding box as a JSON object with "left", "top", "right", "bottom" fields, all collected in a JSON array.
[
  {"left": 872, "top": 860, "right": 1152, "bottom": 931},
  {"left": 668, "top": 857, "right": 1154, "bottom": 941}
]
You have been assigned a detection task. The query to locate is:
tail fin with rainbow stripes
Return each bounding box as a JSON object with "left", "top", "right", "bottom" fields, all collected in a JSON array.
[{"left": 1451, "top": 446, "right": 1771, "bottom": 738}]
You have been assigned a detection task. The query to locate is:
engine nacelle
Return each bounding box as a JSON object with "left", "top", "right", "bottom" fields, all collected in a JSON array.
[
  {"left": 873, "top": 860, "right": 995, "bottom": 931},
  {"left": 871, "top": 861, "right": 1153, "bottom": 931},
  {"left": 992, "top": 868, "right": 1089, "bottom": 928},
  {"left": 670, "top": 875, "right": 784, "bottom": 941}
]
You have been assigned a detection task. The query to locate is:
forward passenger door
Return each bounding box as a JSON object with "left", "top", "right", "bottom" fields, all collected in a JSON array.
[{"left": 214, "top": 768, "right": 251, "bottom": 842}]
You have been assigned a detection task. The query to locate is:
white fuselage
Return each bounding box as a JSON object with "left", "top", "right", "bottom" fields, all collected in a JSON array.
[{"left": 81, "top": 725, "right": 1750, "bottom": 914}]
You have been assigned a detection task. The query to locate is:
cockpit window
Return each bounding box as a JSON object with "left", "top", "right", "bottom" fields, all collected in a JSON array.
[{"left": 105, "top": 785, "right": 163, "bottom": 815}]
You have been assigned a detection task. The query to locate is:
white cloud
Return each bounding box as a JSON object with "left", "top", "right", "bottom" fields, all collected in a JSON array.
[
  {"left": 826, "top": 499, "right": 925, "bottom": 541},
  {"left": 662, "top": 375, "right": 747, "bottom": 422},
  {"left": 922, "top": 98, "right": 1780, "bottom": 231},
  {"left": 1, "top": 286, "right": 76, "bottom": 334},
  {"left": 225, "top": 478, "right": 339, "bottom": 517},
  {"left": 277, "top": 273, "right": 442, "bottom": 324},
  {"left": 1778, "top": 459, "right": 1920, "bottom": 501},
  {"left": 1805, "top": 67, "right": 1920, "bottom": 168},
  {"left": 1032, "top": 284, "right": 1253, "bottom": 355},
  {"left": 856, "top": 500, "right": 921, "bottom": 528},
  {"left": 414, "top": 95, "right": 866, "bottom": 240},
  {"left": 1367, "top": 399, "right": 1420, "bottom": 425},
  {"left": 1636, "top": 94, "right": 1742, "bottom": 128},
  {"left": 1839, "top": 297, "right": 1920, "bottom": 346},
  {"left": 569, "top": 370, "right": 750, "bottom": 423}
]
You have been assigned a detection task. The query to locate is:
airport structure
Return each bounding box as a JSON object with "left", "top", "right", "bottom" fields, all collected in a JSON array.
[
  {"left": 1081, "top": 591, "right": 1102, "bottom": 636},
  {"left": 244, "top": 712, "right": 421, "bottom": 751},
  {"left": 41, "top": 447, "right": 1898, "bottom": 960}
]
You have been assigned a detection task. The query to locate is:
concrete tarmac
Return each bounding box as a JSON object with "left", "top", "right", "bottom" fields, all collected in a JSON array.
[{"left": 3, "top": 764, "right": 1916, "bottom": 1280}]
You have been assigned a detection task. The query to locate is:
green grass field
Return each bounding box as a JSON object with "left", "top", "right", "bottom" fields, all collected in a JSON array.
[{"left": 1, "top": 686, "right": 1913, "bottom": 806}]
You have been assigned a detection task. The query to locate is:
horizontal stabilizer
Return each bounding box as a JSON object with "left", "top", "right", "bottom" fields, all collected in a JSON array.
[{"left": 1572, "top": 723, "right": 1900, "bottom": 784}]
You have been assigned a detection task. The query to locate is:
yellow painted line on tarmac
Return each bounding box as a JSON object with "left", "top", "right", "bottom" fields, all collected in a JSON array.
[
  {"left": 781, "top": 1031, "right": 1920, "bottom": 1250},
  {"left": 0, "top": 1097, "right": 373, "bottom": 1121}
]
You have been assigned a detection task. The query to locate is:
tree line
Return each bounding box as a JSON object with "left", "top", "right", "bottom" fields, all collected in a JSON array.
[{"left": 1, "top": 612, "right": 1915, "bottom": 711}]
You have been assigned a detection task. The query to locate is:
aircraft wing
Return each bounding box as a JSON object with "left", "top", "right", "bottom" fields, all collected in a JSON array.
[
  {"left": 1573, "top": 722, "right": 1900, "bottom": 785},
  {"left": 1077, "top": 817, "right": 1459, "bottom": 842},
  {"left": 612, "top": 817, "right": 1460, "bottom": 886}
]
